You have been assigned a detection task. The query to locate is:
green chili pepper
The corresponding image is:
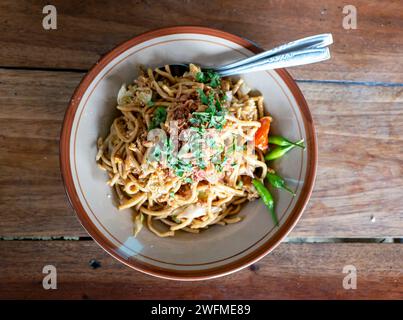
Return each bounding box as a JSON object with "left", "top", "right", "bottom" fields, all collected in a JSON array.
[
  {"left": 264, "top": 139, "right": 304, "bottom": 161},
  {"left": 266, "top": 172, "right": 296, "bottom": 196},
  {"left": 252, "top": 178, "right": 278, "bottom": 226},
  {"left": 268, "top": 135, "right": 305, "bottom": 149}
]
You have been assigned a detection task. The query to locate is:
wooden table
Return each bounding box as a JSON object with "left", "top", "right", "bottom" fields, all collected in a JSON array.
[{"left": 0, "top": 0, "right": 402, "bottom": 299}]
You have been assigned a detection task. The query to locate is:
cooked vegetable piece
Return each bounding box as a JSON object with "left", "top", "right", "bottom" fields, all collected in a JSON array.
[
  {"left": 268, "top": 135, "right": 305, "bottom": 149},
  {"left": 254, "top": 116, "right": 271, "bottom": 151},
  {"left": 252, "top": 178, "right": 278, "bottom": 226},
  {"left": 266, "top": 172, "right": 296, "bottom": 196},
  {"left": 264, "top": 139, "right": 304, "bottom": 161}
]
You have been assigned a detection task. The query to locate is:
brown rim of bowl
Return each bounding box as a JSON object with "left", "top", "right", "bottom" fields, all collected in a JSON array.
[{"left": 60, "top": 26, "right": 317, "bottom": 281}]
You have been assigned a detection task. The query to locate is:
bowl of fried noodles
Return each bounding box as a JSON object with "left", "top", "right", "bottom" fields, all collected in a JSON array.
[{"left": 60, "top": 26, "right": 317, "bottom": 280}]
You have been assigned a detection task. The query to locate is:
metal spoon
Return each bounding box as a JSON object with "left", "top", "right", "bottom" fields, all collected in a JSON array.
[{"left": 162, "top": 33, "right": 333, "bottom": 77}]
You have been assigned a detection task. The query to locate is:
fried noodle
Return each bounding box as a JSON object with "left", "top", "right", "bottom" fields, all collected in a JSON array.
[{"left": 96, "top": 64, "right": 270, "bottom": 237}]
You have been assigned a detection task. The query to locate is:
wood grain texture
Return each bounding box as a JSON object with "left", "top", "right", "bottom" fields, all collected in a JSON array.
[
  {"left": 0, "top": 241, "right": 401, "bottom": 299},
  {"left": 0, "top": 70, "right": 83, "bottom": 236},
  {"left": 0, "top": 0, "right": 402, "bottom": 82},
  {"left": 0, "top": 69, "right": 402, "bottom": 237},
  {"left": 293, "top": 82, "right": 403, "bottom": 237}
]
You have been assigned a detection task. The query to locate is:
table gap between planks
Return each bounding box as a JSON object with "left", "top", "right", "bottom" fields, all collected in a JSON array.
[{"left": 0, "top": 0, "right": 402, "bottom": 299}]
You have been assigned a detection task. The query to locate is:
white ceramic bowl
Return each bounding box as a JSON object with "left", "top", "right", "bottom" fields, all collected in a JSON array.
[{"left": 60, "top": 26, "right": 317, "bottom": 280}]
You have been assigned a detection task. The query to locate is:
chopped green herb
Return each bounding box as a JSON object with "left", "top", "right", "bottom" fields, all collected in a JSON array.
[
  {"left": 196, "top": 88, "right": 209, "bottom": 105},
  {"left": 209, "top": 114, "right": 226, "bottom": 130},
  {"left": 215, "top": 163, "right": 223, "bottom": 172},
  {"left": 195, "top": 71, "right": 205, "bottom": 83},
  {"left": 192, "top": 87, "right": 227, "bottom": 130},
  {"left": 207, "top": 92, "right": 215, "bottom": 108},
  {"left": 215, "top": 99, "right": 222, "bottom": 111},
  {"left": 149, "top": 107, "right": 167, "bottom": 130},
  {"left": 197, "top": 158, "right": 207, "bottom": 170},
  {"left": 190, "top": 126, "right": 206, "bottom": 135},
  {"left": 190, "top": 112, "right": 209, "bottom": 125},
  {"left": 193, "top": 148, "right": 203, "bottom": 161},
  {"left": 208, "top": 71, "right": 221, "bottom": 88},
  {"left": 147, "top": 100, "right": 155, "bottom": 107},
  {"left": 151, "top": 144, "right": 162, "bottom": 160},
  {"left": 194, "top": 70, "right": 221, "bottom": 88},
  {"left": 206, "top": 137, "right": 216, "bottom": 148},
  {"left": 184, "top": 177, "right": 193, "bottom": 184},
  {"left": 220, "top": 90, "right": 227, "bottom": 102},
  {"left": 171, "top": 158, "right": 193, "bottom": 177}
]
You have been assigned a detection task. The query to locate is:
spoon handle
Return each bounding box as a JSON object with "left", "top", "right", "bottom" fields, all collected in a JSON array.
[
  {"left": 216, "top": 33, "right": 333, "bottom": 72},
  {"left": 217, "top": 47, "right": 330, "bottom": 76}
]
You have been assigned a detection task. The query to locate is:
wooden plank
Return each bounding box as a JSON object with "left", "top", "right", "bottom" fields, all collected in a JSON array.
[
  {"left": 0, "top": 69, "right": 402, "bottom": 237},
  {"left": 293, "top": 82, "right": 403, "bottom": 237},
  {"left": 0, "top": 241, "right": 401, "bottom": 299},
  {"left": 0, "top": 0, "right": 402, "bottom": 82},
  {"left": 0, "top": 70, "right": 84, "bottom": 236}
]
